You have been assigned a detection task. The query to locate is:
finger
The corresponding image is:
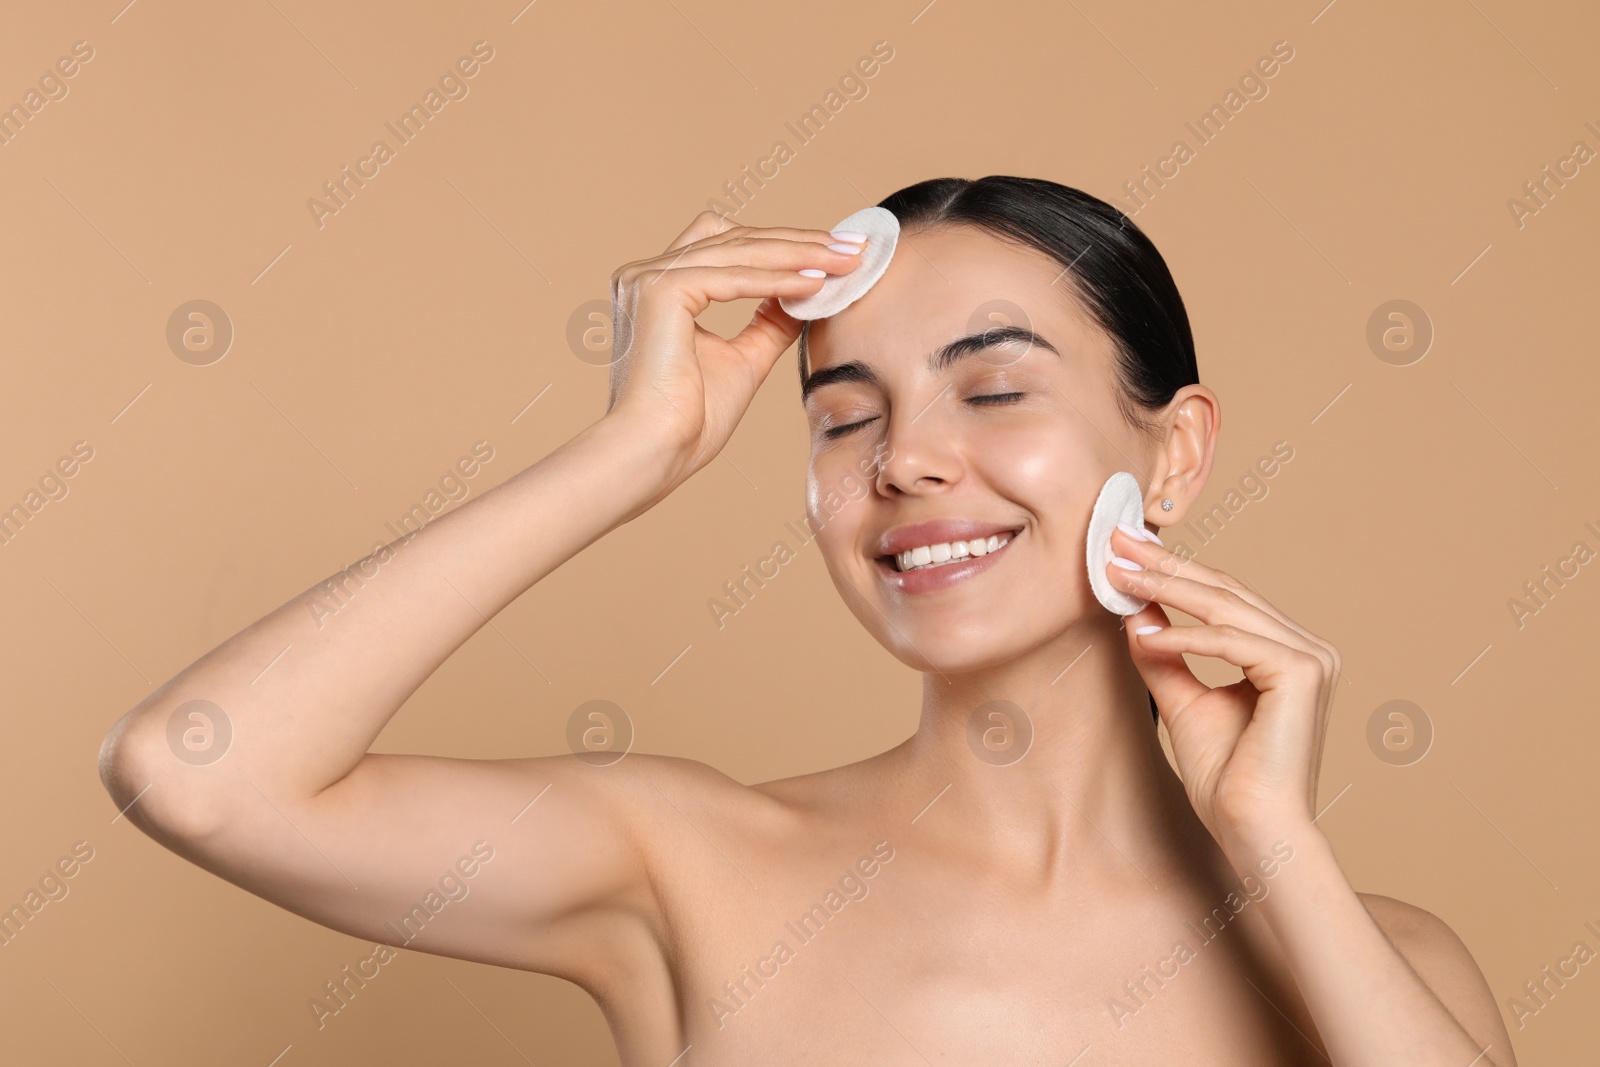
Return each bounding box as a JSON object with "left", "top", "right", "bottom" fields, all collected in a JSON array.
[
  {"left": 1111, "top": 526, "right": 1327, "bottom": 653},
  {"left": 656, "top": 264, "right": 832, "bottom": 308},
  {"left": 631, "top": 265, "right": 829, "bottom": 352},
  {"left": 630, "top": 235, "right": 864, "bottom": 286},
  {"left": 1109, "top": 525, "right": 1338, "bottom": 781},
  {"left": 1133, "top": 619, "right": 1322, "bottom": 807},
  {"left": 1123, "top": 602, "right": 1210, "bottom": 722},
  {"left": 680, "top": 224, "right": 860, "bottom": 251},
  {"left": 662, "top": 210, "right": 739, "bottom": 254},
  {"left": 1124, "top": 608, "right": 1253, "bottom": 807},
  {"left": 662, "top": 216, "right": 853, "bottom": 259},
  {"left": 1132, "top": 619, "right": 1317, "bottom": 719},
  {"left": 1108, "top": 530, "right": 1326, "bottom": 664},
  {"left": 725, "top": 297, "right": 805, "bottom": 373}
]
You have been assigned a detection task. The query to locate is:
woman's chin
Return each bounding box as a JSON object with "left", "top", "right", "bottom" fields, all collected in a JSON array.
[
  {"left": 880, "top": 628, "right": 1034, "bottom": 677},
  {"left": 872, "top": 606, "right": 1110, "bottom": 677}
]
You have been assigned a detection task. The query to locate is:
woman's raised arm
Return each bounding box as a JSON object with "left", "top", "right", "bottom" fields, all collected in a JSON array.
[{"left": 95, "top": 212, "right": 865, "bottom": 978}]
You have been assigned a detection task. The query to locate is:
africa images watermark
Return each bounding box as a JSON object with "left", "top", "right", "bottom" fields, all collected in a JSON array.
[
  {"left": 1118, "top": 39, "right": 1296, "bottom": 217},
  {"left": 1505, "top": 117, "right": 1600, "bottom": 231},
  {"left": 1164, "top": 440, "right": 1295, "bottom": 563},
  {"left": 1107, "top": 839, "right": 1296, "bottom": 1028},
  {"left": 305, "top": 41, "right": 496, "bottom": 230},
  {"left": 0, "top": 840, "right": 96, "bottom": 949},
  {"left": 1503, "top": 913, "right": 1600, "bottom": 1030},
  {"left": 705, "top": 39, "right": 896, "bottom": 221},
  {"left": 306, "top": 840, "right": 496, "bottom": 1030},
  {"left": 1504, "top": 517, "right": 1600, "bottom": 631},
  {"left": 0, "top": 39, "right": 96, "bottom": 149},
  {"left": 0, "top": 440, "right": 96, "bottom": 549},
  {"left": 707, "top": 446, "right": 895, "bottom": 629},
  {"left": 707, "top": 841, "right": 897, "bottom": 1030},
  {"left": 307, "top": 441, "right": 496, "bottom": 629}
]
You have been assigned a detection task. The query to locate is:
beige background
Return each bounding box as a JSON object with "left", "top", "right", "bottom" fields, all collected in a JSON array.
[{"left": 1, "top": 0, "right": 1596, "bottom": 1062}]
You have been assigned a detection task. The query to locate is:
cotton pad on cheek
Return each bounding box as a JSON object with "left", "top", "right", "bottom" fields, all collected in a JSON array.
[
  {"left": 1087, "top": 471, "right": 1150, "bottom": 616},
  {"left": 779, "top": 206, "right": 900, "bottom": 320}
]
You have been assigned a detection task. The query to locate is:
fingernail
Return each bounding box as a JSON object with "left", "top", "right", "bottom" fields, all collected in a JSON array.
[
  {"left": 828, "top": 242, "right": 863, "bottom": 254},
  {"left": 1116, "top": 520, "right": 1154, "bottom": 544},
  {"left": 1110, "top": 556, "right": 1143, "bottom": 571},
  {"left": 1145, "top": 529, "right": 1164, "bottom": 547},
  {"left": 799, "top": 268, "right": 827, "bottom": 278},
  {"left": 1134, "top": 624, "right": 1163, "bottom": 635},
  {"left": 831, "top": 230, "right": 868, "bottom": 242}
]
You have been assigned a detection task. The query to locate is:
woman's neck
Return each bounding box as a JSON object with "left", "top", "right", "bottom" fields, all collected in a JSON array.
[{"left": 882, "top": 619, "right": 1217, "bottom": 887}]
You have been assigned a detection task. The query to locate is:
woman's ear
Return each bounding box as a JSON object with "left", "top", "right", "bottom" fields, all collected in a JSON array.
[{"left": 1146, "top": 385, "right": 1220, "bottom": 528}]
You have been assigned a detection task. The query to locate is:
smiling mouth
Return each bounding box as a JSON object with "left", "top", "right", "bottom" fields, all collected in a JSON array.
[{"left": 879, "top": 528, "right": 1024, "bottom": 572}]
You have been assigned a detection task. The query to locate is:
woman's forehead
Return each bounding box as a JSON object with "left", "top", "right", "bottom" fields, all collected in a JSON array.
[{"left": 804, "top": 227, "right": 1100, "bottom": 372}]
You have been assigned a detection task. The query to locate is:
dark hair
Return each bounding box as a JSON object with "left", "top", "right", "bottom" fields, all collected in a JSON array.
[{"left": 799, "top": 175, "right": 1200, "bottom": 724}]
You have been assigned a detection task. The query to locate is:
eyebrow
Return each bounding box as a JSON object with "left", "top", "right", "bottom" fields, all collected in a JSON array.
[{"left": 799, "top": 325, "right": 1059, "bottom": 403}]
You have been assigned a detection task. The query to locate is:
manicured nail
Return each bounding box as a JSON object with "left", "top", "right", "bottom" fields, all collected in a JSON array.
[
  {"left": 1116, "top": 520, "right": 1154, "bottom": 544},
  {"left": 1134, "top": 624, "right": 1163, "bottom": 635},
  {"left": 1145, "top": 529, "right": 1164, "bottom": 547},
  {"left": 831, "top": 230, "right": 868, "bottom": 242},
  {"left": 827, "top": 242, "right": 863, "bottom": 254},
  {"left": 799, "top": 268, "right": 826, "bottom": 278},
  {"left": 1110, "top": 556, "right": 1143, "bottom": 571}
]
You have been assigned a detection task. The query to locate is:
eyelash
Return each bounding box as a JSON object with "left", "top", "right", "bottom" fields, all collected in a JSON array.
[{"left": 822, "top": 392, "right": 1027, "bottom": 439}]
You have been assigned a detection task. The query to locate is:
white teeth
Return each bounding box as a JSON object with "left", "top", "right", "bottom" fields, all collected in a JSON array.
[{"left": 894, "top": 532, "right": 1014, "bottom": 572}]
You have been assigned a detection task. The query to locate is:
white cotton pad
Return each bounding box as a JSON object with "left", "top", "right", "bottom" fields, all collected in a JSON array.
[
  {"left": 1087, "top": 471, "right": 1150, "bottom": 616},
  {"left": 779, "top": 206, "right": 900, "bottom": 320}
]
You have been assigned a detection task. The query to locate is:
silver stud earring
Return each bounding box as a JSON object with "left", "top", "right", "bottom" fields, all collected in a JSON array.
[{"left": 1161, "top": 499, "right": 1173, "bottom": 511}]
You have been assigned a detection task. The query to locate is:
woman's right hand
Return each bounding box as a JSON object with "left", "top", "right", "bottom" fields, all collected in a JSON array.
[{"left": 602, "top": 210, "right": 867, "bottom": 489}]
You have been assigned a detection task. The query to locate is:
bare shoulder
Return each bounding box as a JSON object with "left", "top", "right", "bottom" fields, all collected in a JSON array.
[
  {"left": 595, "top": 752, "right": 881, "bottom": 875},
  {"left": 1358, "top": 893, "right": 1519, "bottom": 1066},
  {"left": 590, "top": 751, "right": 801, "bottom": 832},
  {"left": 595, "top": 750, "right": 770, "bottom": 799}
]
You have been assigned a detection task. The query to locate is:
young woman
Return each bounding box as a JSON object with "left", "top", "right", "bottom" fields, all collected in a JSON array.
[{"left": 99, "top": 176, "right": 1515, "bottom": 1065}]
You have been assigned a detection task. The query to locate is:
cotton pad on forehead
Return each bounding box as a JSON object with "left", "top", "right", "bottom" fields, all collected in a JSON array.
[
  {"left": 1087, "top": 471, "right": 1150, "bottom": 616},
  {"left": 779, "top": 206, "right": 900, "bottom": 320}
]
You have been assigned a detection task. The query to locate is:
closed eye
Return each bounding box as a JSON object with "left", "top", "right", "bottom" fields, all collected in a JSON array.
[
  {"left": 823, "top": 418, "right": 876, "bottom": 440},
  {"left": 821, "top": 393, "right": 1028, "bottom": 439}
]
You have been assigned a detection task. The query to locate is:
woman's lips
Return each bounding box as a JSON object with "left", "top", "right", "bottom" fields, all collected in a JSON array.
[{"left": 874, "top": 528, "right": 1022, "bottom": 594}]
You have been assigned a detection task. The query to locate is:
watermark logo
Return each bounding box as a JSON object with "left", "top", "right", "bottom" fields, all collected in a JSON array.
[
  {"left": 1365, "top": 299, "right": 1432, "bottom": 367},
  {"left": 566, "top": 298, "right": 632, "bottom": 366},
  {"left": 1365, "top": 699, "right": 1432, "bottom": 766},
  {"left": 966, "top": 298, "right": 1035, "bottom": 367},
  {"left": 966, "top": 699, "right": 1033, "bottom": 766},
  {"left": 166, "top": 300, "right": 233, "bottom": 366},
  {"left": 566, "top": 699, "right": 633, "bottom": 766},
  {"left": 165, "top": 699, "right": 233, "bottom": 766}
]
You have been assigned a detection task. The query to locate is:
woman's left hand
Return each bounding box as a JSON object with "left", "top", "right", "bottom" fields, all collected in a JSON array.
[{"left": 1105, "top": 523, "right": 1340, "bottom": 857}]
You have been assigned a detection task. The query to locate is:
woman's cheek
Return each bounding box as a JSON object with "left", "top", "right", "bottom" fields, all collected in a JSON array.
[
  {"left": 806, "top": 459, "right": 870, "bottom": 548},
  {"left": 977, "top": 422, "right": 1075, "bottom": 494}
]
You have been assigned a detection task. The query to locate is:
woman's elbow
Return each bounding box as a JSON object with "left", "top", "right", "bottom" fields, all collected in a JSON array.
[{"left": 97, "top": 706, "right": 225, "bottom": 842}]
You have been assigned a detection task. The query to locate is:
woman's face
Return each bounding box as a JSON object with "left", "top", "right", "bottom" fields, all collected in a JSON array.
[{"left": 801, "top": 223, "right": 1156, "bottom": 674}]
